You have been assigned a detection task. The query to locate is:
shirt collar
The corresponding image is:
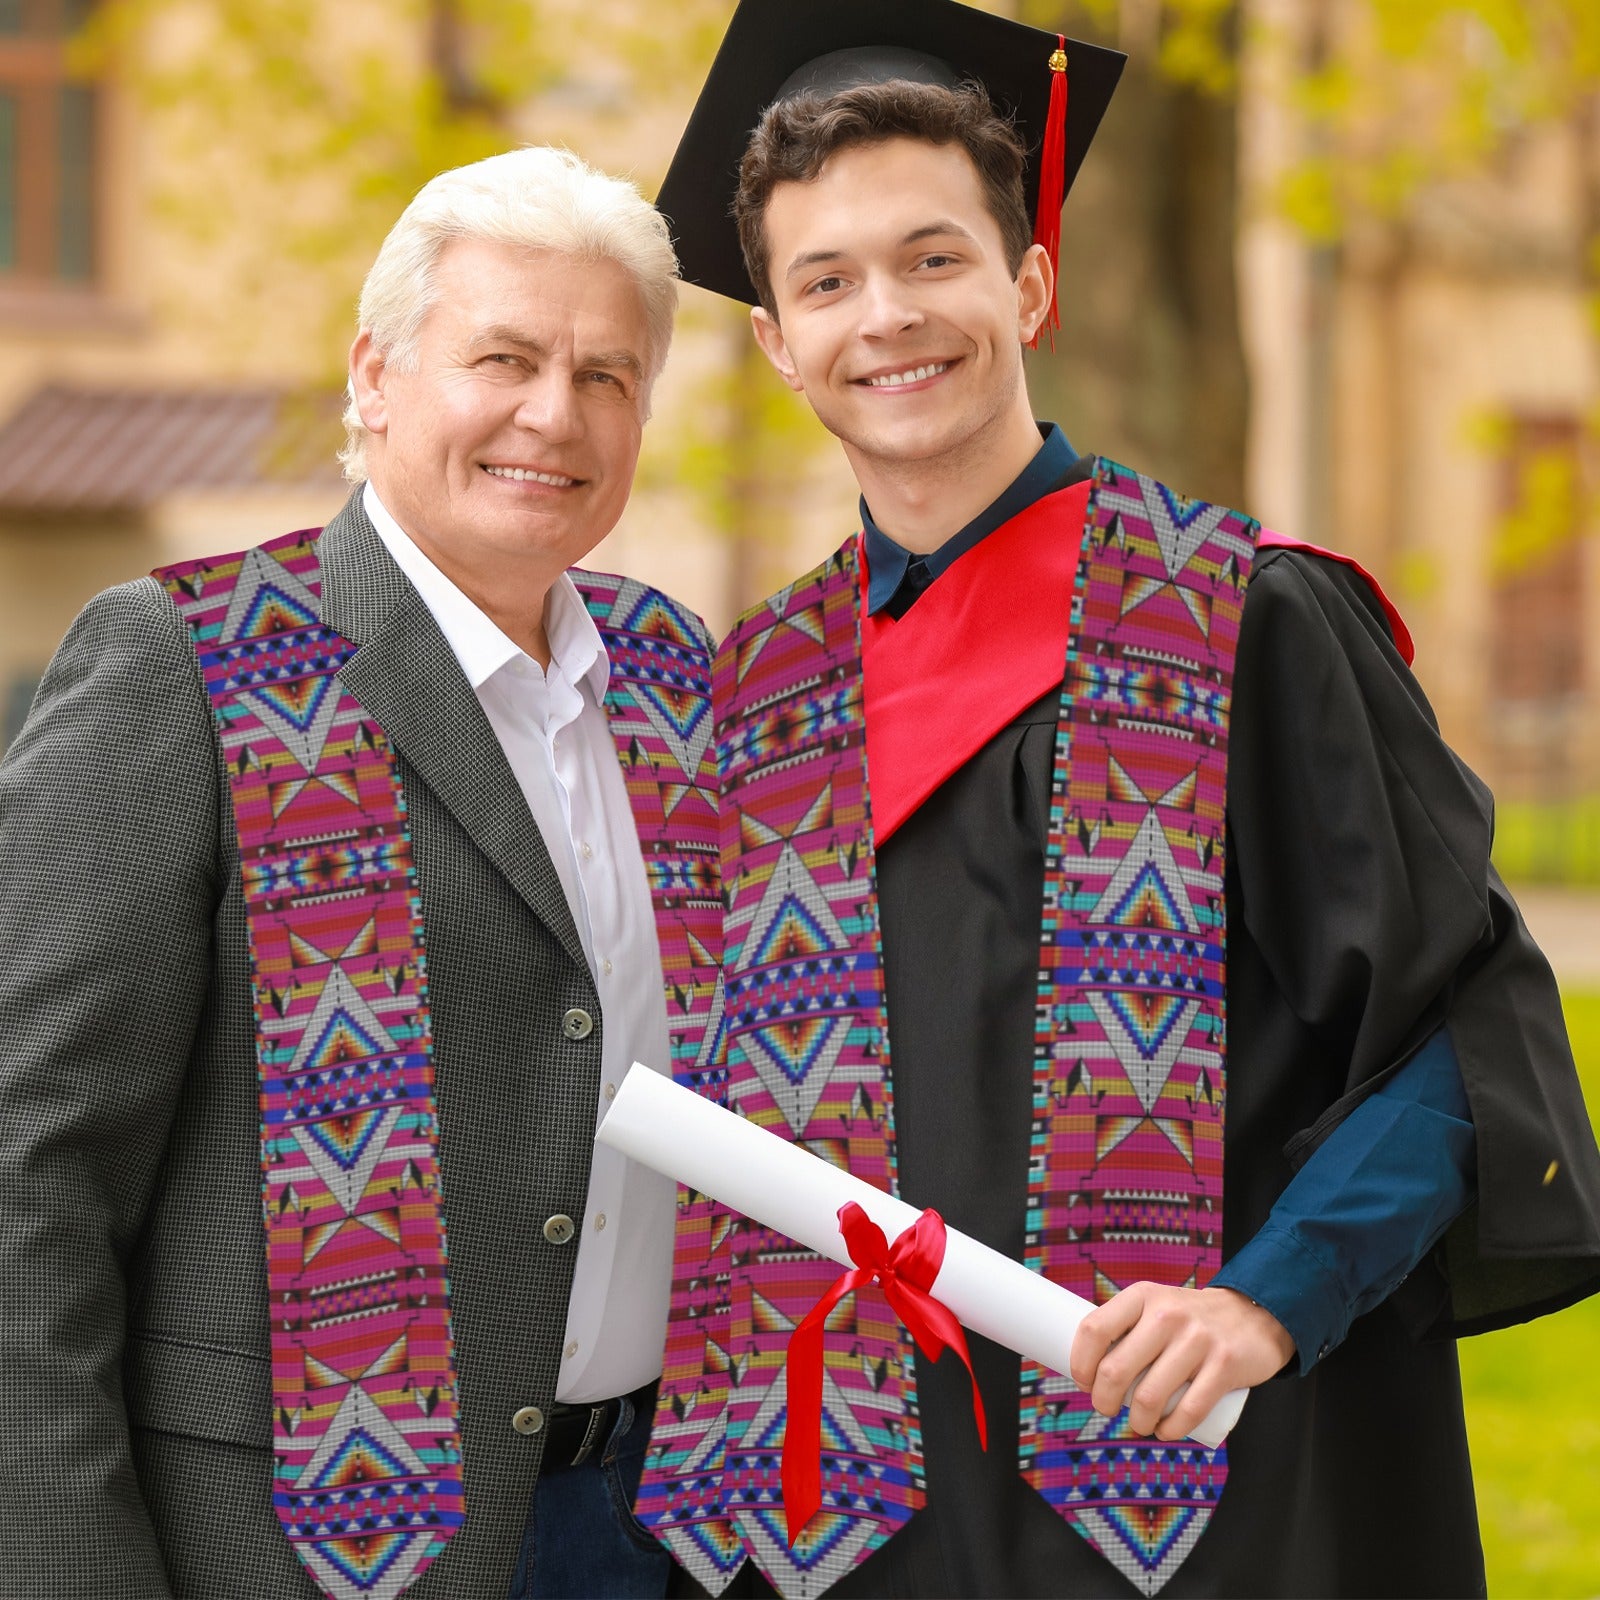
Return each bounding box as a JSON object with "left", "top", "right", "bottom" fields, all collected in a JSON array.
[
  {"left": 544, "top": 570, "right": 610, "bottom": 704},
  {"left": 362, "top": 481, "right": 609, "bottom": 701},
  {"left": 862, "top": 422, "right": 1078, "bottom": 616}
]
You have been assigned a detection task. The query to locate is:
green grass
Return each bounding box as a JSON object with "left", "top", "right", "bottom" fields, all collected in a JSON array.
[
  {"left": 1460, "top": 990, "right": 1600, "bottom": 1597},
  {"left": 1492, "top": 799, "right": 1600, "bottom": 887}
]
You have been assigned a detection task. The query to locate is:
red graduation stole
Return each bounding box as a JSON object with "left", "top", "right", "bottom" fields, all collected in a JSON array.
[{"left": 861, "top": 480, "right": 1091, "bottom": 843}]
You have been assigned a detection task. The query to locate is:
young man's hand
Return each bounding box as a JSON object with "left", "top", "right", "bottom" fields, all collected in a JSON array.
[{"left": 1068, "top": 1284, "right": 1296, "bottom": 1440}]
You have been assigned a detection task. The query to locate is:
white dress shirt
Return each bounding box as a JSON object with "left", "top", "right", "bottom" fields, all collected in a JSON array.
[{"left": 364, "top": 483, "right": 676, "bottom": 1404}]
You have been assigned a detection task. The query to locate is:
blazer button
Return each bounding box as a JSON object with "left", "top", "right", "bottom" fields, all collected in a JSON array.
[
  {"left": 543, "top": 1214, "right": 576, "bottom": 1246},
  {"left": 561, "top": 1007, "right": 594, "bottom": 1041},
  {"left": 512, "top": 1405, "right": 545, "bottom": 1436}
]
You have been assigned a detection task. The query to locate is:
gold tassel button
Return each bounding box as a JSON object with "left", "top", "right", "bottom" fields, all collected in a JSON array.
[
  {"left": 1543, "top": 1160, "right": 1560, "bottom": 1186},
  {"left": 1049, "top": 47, "right": 1069, "bottom": 72}
]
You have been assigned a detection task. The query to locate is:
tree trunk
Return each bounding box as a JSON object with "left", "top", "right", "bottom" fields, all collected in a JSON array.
[{"left": 1027, "top": 8, "right": 1250, "bottom": 509}]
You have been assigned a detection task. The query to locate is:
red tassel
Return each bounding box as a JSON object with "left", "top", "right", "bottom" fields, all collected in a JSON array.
[{"left": 1029, "top": 36, "right": 1069, "bottom": 352}]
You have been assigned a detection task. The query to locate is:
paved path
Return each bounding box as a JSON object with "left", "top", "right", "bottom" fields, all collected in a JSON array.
[{"left": 1506, "top": 885, "right": 1600, "bottom": 990}]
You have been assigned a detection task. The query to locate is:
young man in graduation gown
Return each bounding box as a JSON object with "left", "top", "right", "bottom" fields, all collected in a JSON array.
[{"left": 634, "top": 4, "right": 1600, "bottom": 1598}]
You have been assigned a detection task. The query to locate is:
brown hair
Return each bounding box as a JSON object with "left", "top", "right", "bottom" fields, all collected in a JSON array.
[{"left": 735, "top": 79, "right": 1032, "bottom": 316}]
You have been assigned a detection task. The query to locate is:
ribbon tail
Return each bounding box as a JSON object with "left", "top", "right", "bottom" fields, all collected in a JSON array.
[
  {"left": 950, "top": 1321, "right": 988, "bottom": 1451},
  {"left": 885, "top": 1280, "right": 988, "bottom": 1453},
  {"left": 783, "top": 1270, "right": 868, "bottom": 1547}
]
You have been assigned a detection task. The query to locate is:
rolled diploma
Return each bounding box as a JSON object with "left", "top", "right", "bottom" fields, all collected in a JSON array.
[{"left": 599, "top": 1062, "right": 1245, "bottom": 1449}]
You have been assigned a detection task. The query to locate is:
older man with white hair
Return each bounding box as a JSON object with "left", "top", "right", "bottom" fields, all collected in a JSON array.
[{"left": 0, "top": 147, "right": 717, "bottom": 1600}]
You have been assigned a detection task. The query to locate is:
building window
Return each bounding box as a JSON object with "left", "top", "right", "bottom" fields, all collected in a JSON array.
[
  {"left": 0, "top": 0, "right": 97, "bottom": 284},
  {"left": 1489, "top": 416, "right": 1588, "bottom": 707},
  {"left": 1486, "top": 413, "right": 1594, "bottom": 809}
]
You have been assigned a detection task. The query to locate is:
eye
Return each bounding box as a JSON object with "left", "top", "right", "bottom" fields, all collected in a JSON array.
[
  {"left": 483, "top": 352, "right": 522, "bottom": 367},
  {"left": 808, "top": 275, "right": 846, "bottom": 296},
  {"left": 917, "top": 253, "right": 958, "bottom": 270}
]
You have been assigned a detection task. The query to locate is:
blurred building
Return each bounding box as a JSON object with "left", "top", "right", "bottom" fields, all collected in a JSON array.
[
  {"left": 4, "top": 0, "right": 1597, "bottom": 842},
  {"left": 0, "top": 0, "right": 350, "bottom": 744},
  {"left": 1239, "top": 0, "right": 1600, "bottom": 828}
]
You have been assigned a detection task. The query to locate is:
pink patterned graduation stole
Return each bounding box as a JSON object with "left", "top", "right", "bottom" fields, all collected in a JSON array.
[
  {"left": 1019, "top": 460, "right": 1256, "bottom": 1594},
  {"left": 579, "top": 573, "right": 735, "bottom": 1586},
  {"left": 641, "top": 460, "right": 1256, "bottom": 1600},
  {"left": 636, "top": 549, "right": 913, "bottom": 1598},
  {"left": 157, "top": 534, "right": 722, "bottom": 1600},
  {"left": 158, "top": 531, "right": 465, "bottom": 1600},
  {"left": 570, "top": 568, "right": 724, "bottom": 1150}
]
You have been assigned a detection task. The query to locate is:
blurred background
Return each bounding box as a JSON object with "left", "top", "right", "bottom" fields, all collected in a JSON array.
[{"left": 0, "top": 0, "right": 1596, "bottom": 1588}]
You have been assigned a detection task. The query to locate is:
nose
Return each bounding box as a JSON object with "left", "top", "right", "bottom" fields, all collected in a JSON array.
[
  {"left": 855, "top": 272, "right": 924, "bottom": 341},
  {"left": 514, "top": 368, "right": 583, "bottom": 443}
]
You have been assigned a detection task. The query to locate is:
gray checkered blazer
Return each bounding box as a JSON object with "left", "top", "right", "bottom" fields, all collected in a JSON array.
[{"left": 0, "top": 494, "right": 682, "bottom": 1598}]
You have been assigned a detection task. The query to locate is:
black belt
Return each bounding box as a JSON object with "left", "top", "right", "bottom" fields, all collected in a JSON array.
[{"left": 543, "top": 1379, "right": 658, "bottom": 1469}]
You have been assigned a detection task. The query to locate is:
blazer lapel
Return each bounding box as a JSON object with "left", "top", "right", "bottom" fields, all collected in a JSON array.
[{"left": 316, "top": 492, "right": 589, "bottom": 973}]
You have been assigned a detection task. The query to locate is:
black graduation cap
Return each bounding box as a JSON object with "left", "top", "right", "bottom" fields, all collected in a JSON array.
[{"left": 657, "top": 0, "right": 1127, "bottom": 311}]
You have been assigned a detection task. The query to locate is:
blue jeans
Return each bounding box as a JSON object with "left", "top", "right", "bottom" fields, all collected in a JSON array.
[{"left": 508, "top": 1389, "right": 672, "bottom": 1599}]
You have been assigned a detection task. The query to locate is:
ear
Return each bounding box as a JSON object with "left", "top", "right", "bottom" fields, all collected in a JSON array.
[
  {"left": 349, "top": 330, "right": 390, "bottom": 436},
  {"left": 1015, "top": 243, "right": 1054, "bottom": 346},
  {"left": 750, "top": 305, "right": 804, "bottom": 393}
]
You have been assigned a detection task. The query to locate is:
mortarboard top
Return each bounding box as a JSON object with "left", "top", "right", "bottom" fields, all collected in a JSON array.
[{"left": 657, "top": 0, "right": 1127, "bottom": 307}]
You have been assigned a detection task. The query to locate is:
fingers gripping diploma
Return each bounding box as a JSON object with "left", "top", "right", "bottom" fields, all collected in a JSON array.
[{"left": 1069, "top": 1283, "right": 1296, "bottom": 1441}]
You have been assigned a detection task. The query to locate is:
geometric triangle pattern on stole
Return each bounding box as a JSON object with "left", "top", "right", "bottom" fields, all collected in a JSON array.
[
  {"left": 733, "top": 840, "right": 853, "bottom": 1136},
  {"left": 606, "top": 582, "right": 717, "bottom": 782},
  {"left": 155, "top": 528, "right": 464, "bottom": 1600},
  {"left": 568, "top": 572, "right": 733, "bottom": 1591},
  {"left": 727, "top": 1305, "right": 901, "bottom": 1589},
  {"left": 1022, "top": 460, "right": 1258, "bottom": 1595},
  {"left": 635, "top": 544, "right": 921, "bottom": 1599}
]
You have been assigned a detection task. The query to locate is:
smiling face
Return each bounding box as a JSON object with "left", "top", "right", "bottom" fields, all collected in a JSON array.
[
  {"left": 750, "top": 136, "right": 1050, "bottom": 480},
  {"left": 352, "top": 236, "right": 652, "bottom": 593}
]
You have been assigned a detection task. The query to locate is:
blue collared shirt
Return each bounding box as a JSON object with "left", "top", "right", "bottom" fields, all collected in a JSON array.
[
  {"left": 1212, "top": 1030, "right": 1474, "bottom": 1371},
  {"left": 861, "top": 421, "right": 1478, "bottom": 1369},
  {"left": 863, "top": 423, "right": 1080, "bottom": 617}
]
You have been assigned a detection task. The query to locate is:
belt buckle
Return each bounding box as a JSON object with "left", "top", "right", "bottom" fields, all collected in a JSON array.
[{"left": 568, "top": 1401, "right": 608, "bottom": 1468}]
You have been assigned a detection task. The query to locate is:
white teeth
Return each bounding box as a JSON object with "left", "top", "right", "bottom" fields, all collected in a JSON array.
[
  {"left": 864, "top": 362, "right": 948, "bottom": 388},
  {"left": 484, "top": 465, "right": 577, "bottom": 486}
]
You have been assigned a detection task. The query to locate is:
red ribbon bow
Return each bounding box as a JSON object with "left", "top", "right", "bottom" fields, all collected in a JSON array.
[{"left": 783, "top": 1202, "right": 988, "bottom": 1546}]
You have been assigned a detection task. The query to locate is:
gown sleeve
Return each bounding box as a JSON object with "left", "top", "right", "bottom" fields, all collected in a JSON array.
[
  {"left": 1226, "top": 548, "right": 1600, "bottom": 1336},
  {"left": 1213, "top": 1025, "right": 1475, "bottom": 1368}
]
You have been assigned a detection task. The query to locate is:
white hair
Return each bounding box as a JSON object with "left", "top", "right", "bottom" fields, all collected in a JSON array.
[{"left": 340, "top": 145, "right": 679, "bottom": 482}]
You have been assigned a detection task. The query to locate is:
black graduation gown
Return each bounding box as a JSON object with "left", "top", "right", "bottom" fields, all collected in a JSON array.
[{"left": 722, "top": 544, "right": 1600, "bottom": 1600}]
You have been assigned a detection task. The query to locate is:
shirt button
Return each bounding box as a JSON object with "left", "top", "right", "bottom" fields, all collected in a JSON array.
[
  {"left": 564, "top": 1340, "right": 579, "bottom": 1360},
  {"left": 603, "top": 1083, "right": 617, "bottom": 1102},
  {"left": 594, "top": 1213, "right": 607, "bottom": 1232},
  {"left": 512, "top": 1405, "right": 545, "bottom": 1436},
  {"left": 602, "top": 958, "right": 614, "bottom": 976},
  {"left": 561, "top": 1007, "right": 593, "bottom": 1041},
  {"left": 581, "top": 841, "right": 594, "bottom": 859},
  {"left": 543, "top": 1214, "right": 576, "bottom": 1246}
]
